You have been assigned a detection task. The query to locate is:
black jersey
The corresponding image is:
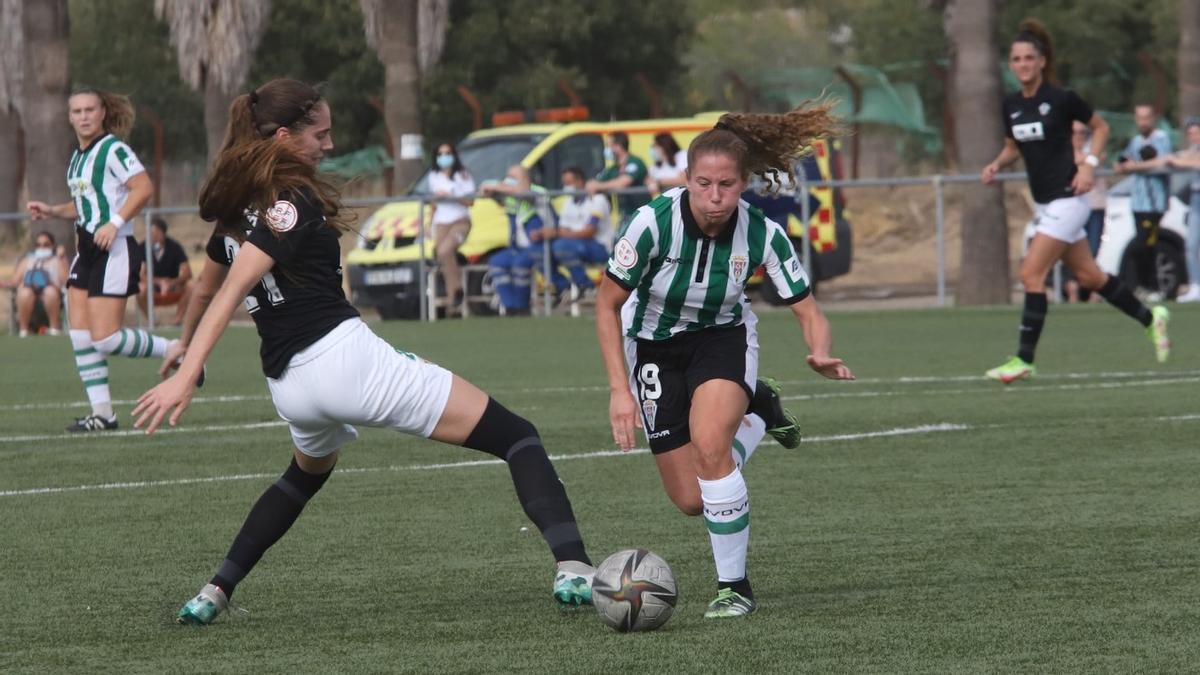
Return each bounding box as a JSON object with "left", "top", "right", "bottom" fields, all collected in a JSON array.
[
  {"left": 150, "top": 237, "right": 189, "bottom": 278},
  {"left": 205, "top": 191, "right": 359, "bottom": 378},
  {"left": 1003, "top": 83, "right": 1094, "bottom": 204}
]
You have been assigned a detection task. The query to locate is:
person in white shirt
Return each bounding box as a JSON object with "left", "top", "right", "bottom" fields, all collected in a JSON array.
[
  {"left": 645, "top": 132, "right": 688, "bottom": 195},
  {"left": 428, "top": 143, "right": 475, "bottom": 313},
  {"left": 549, "top": 167, "right": 611, "bottom": 295}
]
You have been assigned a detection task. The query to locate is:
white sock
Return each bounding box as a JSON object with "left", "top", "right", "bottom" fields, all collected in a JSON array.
[
  {"left": 732, "top": 415, "right": 767, "bottom": 469},
  {"left": 698, "top": 467, "right": 750, "bottom": 583},
  {"left": 70, "top": 329, "right": 113, "bottom": 418},
  {"left": 93, "top": 329, "right": 172, "bottom": 359}
]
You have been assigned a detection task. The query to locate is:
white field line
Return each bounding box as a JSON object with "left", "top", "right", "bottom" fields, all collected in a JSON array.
[
  {"left": 0, "top": 421, "right": 287, "bottom": 444},
  {"left": 1156, "top": 414, "right": 1200, "bottom": 421},
  {"left": 4, "top": 368, "right": 1198, "bottom": 413},
  {"left": 782, "top": 376, "right": 1200, "bottom": 403},
  {"left": 0, "top": 422, "right": 970, "bottom": 498}
]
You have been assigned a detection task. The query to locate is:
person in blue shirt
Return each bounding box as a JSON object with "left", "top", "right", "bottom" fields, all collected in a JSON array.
[
  {"left": 482, "top": 165, "right": 570, "bottom": 314},
  {"left": 1116, "top": 104, "right": 1173, "bottom": 294}
]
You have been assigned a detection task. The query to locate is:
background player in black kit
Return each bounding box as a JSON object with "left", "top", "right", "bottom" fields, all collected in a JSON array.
[
  {"left": 132, "top": 79, "right": 595, "bottom": 624},
  {"left": 981, "top": 19, "right": 1170, "bottom": 384}
]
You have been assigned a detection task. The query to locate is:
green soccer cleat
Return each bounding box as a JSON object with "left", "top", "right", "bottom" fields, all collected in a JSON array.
[
  {"left": 177, "top": 583, "right": 228, "bottom": 625},
  {"left": 985, "top": 356, "right": 1036, "bottom": 384},
  {"left": 1148, "top": 305, "right": 1171, "bottom": 363},
  {"left": 753, "top": 378, "right": 802, "bottom": 449},
  {"left": 552, "top": 561, "right": 594, "bottom": 607},
  {"left": 704, "top": 588, "right": 757, "bottom": 619}
]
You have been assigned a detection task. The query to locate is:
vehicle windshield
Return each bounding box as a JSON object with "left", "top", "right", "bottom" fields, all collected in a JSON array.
[{"left": 409, "top": 135, "right": 545, "bottom": 194}]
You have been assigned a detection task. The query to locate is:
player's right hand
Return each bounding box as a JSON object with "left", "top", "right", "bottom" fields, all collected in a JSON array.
[
  {"left": 981, "top": 163, "right": 999, "bottom": 185},
  {"left": 26, "top": 201, "right": 50, "bottom": 220},
  {"left": 609, "top": 389, "right": 642, "bottom": 452},
  {"left": 159, "top": 341, "right": 187, "bottom": 379}
]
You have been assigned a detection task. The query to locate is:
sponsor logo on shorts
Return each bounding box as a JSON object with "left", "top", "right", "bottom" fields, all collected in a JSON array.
[
  {"left": 648, "top": 429, "right": 671, "bottom": 440},
  {"left": 613, "top": 237, "right": 638, "bottom": 269},
  {"left": 265, "top": 200, "right": 299, "bottom": 232},
  {"left": 642, "top": 399, "right": 657, "bottom": 431}
]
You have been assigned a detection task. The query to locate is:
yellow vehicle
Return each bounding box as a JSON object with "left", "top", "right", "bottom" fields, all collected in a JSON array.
[{"left": 346, "top": 114, "right": 852, "bottom": 318}]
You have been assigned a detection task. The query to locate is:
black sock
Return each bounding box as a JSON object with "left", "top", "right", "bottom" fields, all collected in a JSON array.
[
  {"left": 210, "top": 458, "right": 333, "bottom": 598},
  {"left": 719, "top": 577, "right": 754, "bottom": 600},
  {"left": 1098, "top": 275, "right": 1153, "bottom": 327},
  {"left": 1017, "top": 292, "right": 1048, "bottom": 364},
  {"left": 463, "top": 398, "right": 591, "bottom": 566}
]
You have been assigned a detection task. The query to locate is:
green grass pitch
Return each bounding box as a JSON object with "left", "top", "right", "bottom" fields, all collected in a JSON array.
[{"left": 3, "top": 303, "right": 1199, "bottom": 673}]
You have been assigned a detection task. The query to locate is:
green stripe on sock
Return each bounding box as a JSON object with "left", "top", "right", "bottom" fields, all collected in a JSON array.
[
  {"left": 130, "top": 330, "right": 142, "bottom": 357},
  {"left": 114, "top": 329, "right": 128, "bottom": 355},
  {"left": 732, "top": 439, "right": 747, "bottom": 464},
  {"left": 77, "top": 360, "right": 108, "bottom": 373},
  {"left": 73, "top": 347, "right": 97, "bottom": 356},
  {"left": 705, "top": 513, "right": 750, "bottom": 535},
  {"left": 82, "top": 377, "right": 109, "bottom": 387}
]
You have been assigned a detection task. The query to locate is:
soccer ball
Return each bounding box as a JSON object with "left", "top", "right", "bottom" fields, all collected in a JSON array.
[{"left": 592, "top": 548, "right": 678, "bottom": 632}]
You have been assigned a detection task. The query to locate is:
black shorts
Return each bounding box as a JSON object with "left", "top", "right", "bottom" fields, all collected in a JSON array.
[
  {"left": 626, "top": 324, "right": 759, "bottom": 454},
  {"left": 67, "top": 231, "right": 142, "bottom": 298}
]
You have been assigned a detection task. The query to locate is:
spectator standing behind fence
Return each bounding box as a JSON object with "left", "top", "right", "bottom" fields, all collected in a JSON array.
[
  {"left": 645, "top": 132, "right": 688, "bottom": 196},
  {"left": 138, "top": 217, "right": 194, "bottom": 325},
  {"left": 2, "top": 231, "right": 68, "bottom": 336},
  {"left": 1066, "top": 120, "right": 1108, "bottom": 302},
  {"left": 1116, "top": 104, "right": 1173, "bottom": 297},
  {"left": 428, "top": 142, "right": 475, "bottom": 315},
  {"left": 550, "top": 166, "right": 611, "bottom": 300},
  {"left": 482, "top": 165, "right": 569, "bottom": 315},
  {"left": 1166, "top": 118, "right": 1200, "bottom": 302},
  {"left": 586, "top": 132, "right": 648, "bottom": 224}
]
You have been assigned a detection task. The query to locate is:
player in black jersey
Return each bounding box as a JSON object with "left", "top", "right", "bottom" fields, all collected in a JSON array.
[
  {"left": 130, "top": 79, "right": 595, "bottom": 624},
  {"left": 981, "top": 19, "right": 1170, "bottom": 383}
]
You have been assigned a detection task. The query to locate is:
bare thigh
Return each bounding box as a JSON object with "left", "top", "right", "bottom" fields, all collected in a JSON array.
[
  {"left": 429, "top": 374, "right": 490, "bottom": 445},
  {"left": 1020, "top": 234, "right": 1071, "bottom": 292}
]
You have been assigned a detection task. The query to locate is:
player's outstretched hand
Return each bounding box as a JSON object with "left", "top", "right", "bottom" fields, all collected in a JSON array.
[
  {"left": 609, "top": 389, "right": 643, "bottom": 452},
  {"left": 133, "top": 373, "right": 196, "bottom": 434},
  {"left": 159, "top": 341, "right": 187, "bottom": 379},
  {"left": 806, "top": 355, "right": 855, "bottom": 381}
]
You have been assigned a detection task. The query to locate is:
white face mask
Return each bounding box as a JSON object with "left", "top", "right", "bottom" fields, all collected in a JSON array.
[
  {"left": 563, "top": 185, "right": 578, "bottom": 193},
  {"left": 649, "top": 146, "right": 662, "bottom": 163},
  {"left": 436, "top": 154, "right": 455, "bottom": 170},
  {"left": 33, "top": 247, "right": 53, "bottom": 259},
  {"left": 603, "top": 147, "right": 614, "bottom": 163}
]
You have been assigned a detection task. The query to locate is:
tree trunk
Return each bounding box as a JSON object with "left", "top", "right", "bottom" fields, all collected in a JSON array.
[
  {"left": 203, "top": 75, "right": 234, "bottom": 168},
  {"left": 0, "top": 108, "right": 22, "bottom": 242},
  {"left": 945, "top": 0, "right": 1010, "bottom": 305},
  {"left": 20, "top": 0, "right": 74, "bottom": 253},
  {"left": 1180, "top": 0, "right": 1200, "bottom": 124},
  {"left": 378, "top": 0, "right": 424, "bottom": 193}
]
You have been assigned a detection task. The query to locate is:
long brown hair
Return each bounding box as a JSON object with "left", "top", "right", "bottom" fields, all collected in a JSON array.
[
  {"left": 199, "top": 78, "right": 344, "bottom": 234},
  {"left": 688, "top": 100, "right": 842, "bottom": 188},
  {"left": 1013, "top": 18, "right": 1057, "bottom": 85},
  {"left": 71, "top": 88, "right": 136, "bottom": 139}
]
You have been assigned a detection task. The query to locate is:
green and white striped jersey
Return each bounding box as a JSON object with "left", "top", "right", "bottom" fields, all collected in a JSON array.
[
  {"left": 607, "top": 187, "right": 810, "bottom": 341},
  {"left": 66, "top": 133, "right": 145, "bottom": 236}
]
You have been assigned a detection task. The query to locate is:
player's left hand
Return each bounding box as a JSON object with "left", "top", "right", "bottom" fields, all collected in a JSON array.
[
  {"left": 806, "top": 355, "right": 855, "bottom": 380},
  {"left": 93, "top": 222, "right": 118, "bottom": 251},
  {"left": 132, "top": 373, "right": 196, "bottom": 434},
  {"left": 1071, "top": 165, "right": 1095, "bottom": 194}
]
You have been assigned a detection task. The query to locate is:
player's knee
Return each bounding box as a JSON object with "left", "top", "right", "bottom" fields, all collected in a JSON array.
[
  {"left": 92, "top": 331, "right": 123, "bottom": 355},
  {"left": 462, "top": 397, "right": 541, "bottom": 460},
  {"left": 1019, "top": 266, "right": 1046, "bottom": 291},
  {"left": 1076, "top": 268, "right": 1106, "bottom": 290}
]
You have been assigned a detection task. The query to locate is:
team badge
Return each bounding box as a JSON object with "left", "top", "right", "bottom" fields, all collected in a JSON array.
[
  {"left": 1038, "top": 102, "right": 1051, "bottom": 116},
  {"left": 730, "top": 255, "right": 748, "bottom": 283},
  {"left": 641, "top": 399, "right": 658, "bottom": 431},
  {"left": 613, "top": 237, "right": 638, "bottom": 269},
  {"left": 265, "top": 200, "right": 299, "bottom": 232}
]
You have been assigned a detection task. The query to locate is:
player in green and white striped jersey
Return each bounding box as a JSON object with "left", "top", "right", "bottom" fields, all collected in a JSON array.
[
  {"left": 597, "top": 104, "right": 856, "bottom": 619},
  {"left": 26, "top": 89, "right": 174, "bottom": 432}
]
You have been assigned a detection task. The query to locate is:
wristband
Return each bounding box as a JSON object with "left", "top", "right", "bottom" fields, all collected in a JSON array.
[
  {"left": 108, "top": 214, "right": 126, "bottom": 228},
  {"left": 1084, "top": 154, "right": 1100, "bottom": 168}
]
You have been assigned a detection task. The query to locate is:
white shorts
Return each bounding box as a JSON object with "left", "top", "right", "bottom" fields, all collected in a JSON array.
[
  {"left": 1033, "top": 196, "right": 1090, "bottom": 244},
  {"left": 266, "top": 318, "right": 455, "bottom": 458}
]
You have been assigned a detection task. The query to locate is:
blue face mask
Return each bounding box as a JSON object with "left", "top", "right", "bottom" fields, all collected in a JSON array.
[
  {"left": 603, "top": 147, "right": 614, "bottom": 163},
  {"left": 33, "top": 247, "right": 53, "bottom": 259},
  {"left": 436, "top": 154, "right": 455, "bottom": 170}
]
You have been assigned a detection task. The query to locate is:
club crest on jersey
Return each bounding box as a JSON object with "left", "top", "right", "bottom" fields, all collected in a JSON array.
[
  {"left": 642, "top": 399, "right": 658, "bottom": 431},
  {"left": 730, "top": 255, "right": 748, "bottom": 283},
  {"left": 613, "top": 237, "right": 638, "bottom": 269},
  {"left": 1038, "top": 102, "right": 1051, "bottom": 116},
  {"left": 265, "top": 200, "right": 299, "bottom": 232}
]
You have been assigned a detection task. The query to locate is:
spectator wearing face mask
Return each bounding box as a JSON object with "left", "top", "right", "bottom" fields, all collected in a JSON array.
[
  {"left": 2, "top": 231, "right": 68, "bottom": 336},
  {"left": 586, "top": 131, "right": 648, "bottom": 224},
  {"left": 137, "top": 217, "right": 194, "bottom": 326},
  {"left": 428, "top": 142, "right": 475, "bottom": 314},
  {"left": 645, "top": 132, "right": 688, "bottom": 196}
]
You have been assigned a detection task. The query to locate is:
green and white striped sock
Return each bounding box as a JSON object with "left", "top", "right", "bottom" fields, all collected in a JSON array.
[
  {"left": 699, "top": 467, "right": 750, "bottom": 584},
  {"left": 731, "top": 415, "right": 767, "bottom": 469},
  {"left": 70, "top": 329, "right": 112, "bottom": 418},
  {"left": 96, "top": 328, "right": 172, "bottom": 359}
]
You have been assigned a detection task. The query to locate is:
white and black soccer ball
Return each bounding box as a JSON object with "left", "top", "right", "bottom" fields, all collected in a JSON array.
[{"left": 592, "top": 548, "right": 678, "bottom": 632}]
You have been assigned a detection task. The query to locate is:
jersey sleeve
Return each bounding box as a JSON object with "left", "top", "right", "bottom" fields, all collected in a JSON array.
[
  {"left": 205, "top": 233, "right": 231, "bottom": 266},
  {"left": 1002, "top": 101, "right": 1015, "bottom": 139},
  {"left": 762, "top": 218, "right": 811, "bottom": 304},
  {"left": 623, "top": 159, "right": 647, "bottom": 184},
  {"left": 246, "top": 193, "right": 326, "bottom": 265},
  {"left": 605, "top": 208, "right": 659, "bottom": 291},
  {"left": 1065, "top": 90, "right": 1094, "bottom": 124},
  {"left": 107, "top": 141, "right": 146, "bottom": 185}
]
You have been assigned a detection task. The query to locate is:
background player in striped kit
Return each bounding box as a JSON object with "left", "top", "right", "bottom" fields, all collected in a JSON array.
[
  {"left": 595, "top": 104, "right": 855, "bottom": 619},
  {"left": 131, "top": 79, "right": 595, "bottom": 625},
  {"left": 26, "top": 88, "right": 176, "bottom": 432}
]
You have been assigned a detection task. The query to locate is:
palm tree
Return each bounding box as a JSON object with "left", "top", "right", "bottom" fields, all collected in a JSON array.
[
  {"left": 0, "top": 0, "right": 24, "bottom": 236},
  {"left": 361, "top": 0, "right": 449, "bottom": 193},
  {"left": 1180, "top": 0, "right": 1200, "bottom": 124},
  {"left": 944, "top": 0, "right": 1010, "bottom": 305},
  {"left": 154, "top": 0, "right": 271, "bottom": 167}
]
